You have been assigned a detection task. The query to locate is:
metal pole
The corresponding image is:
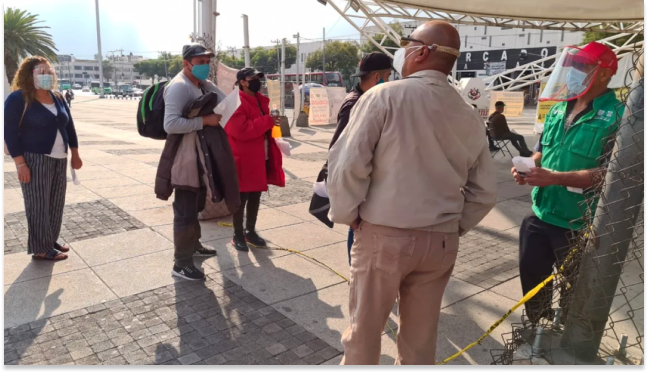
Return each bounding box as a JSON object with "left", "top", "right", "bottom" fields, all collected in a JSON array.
[
  {"left": 301, "top": 55, "right": 306, "bottom": 112},
  {"left": 201, "top": 0, "right": 212, "bottom": 41},
  {"left": 293, "top": 32, "right": 301, "bottom": 111},
  {"left": 94, "top": 0, "right": 105, "bottom": 98},
  {"left": 242, "top": 15, "right": 250, "bottom": 66},
  {"left": 560, "top": 76, "right": 644, "bottom": 361},
  {"left": 322, "top": 27, "right": 326, "bottom": 74},
  {"left": 193, "top": 0, "right": 197, "bottom": 37},
  {"left": 281, "top": 38, "right": 286, "bottom": 116},
  {"left": 212, "top": 0, "right": 217, "bottom": 46}
]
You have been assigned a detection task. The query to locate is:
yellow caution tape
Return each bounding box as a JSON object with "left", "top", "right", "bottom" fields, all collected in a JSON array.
[
  {"left": 436, "top": 246, "right": 580, "bottom": 365},
  {"left": 217, "top": 221, "right": 349, "bottom": 282},
  {"left": 218, "top": 220, "right": 582, "bottom": 365}
]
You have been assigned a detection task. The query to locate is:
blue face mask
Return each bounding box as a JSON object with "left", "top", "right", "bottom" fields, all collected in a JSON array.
[
  {"left": 377, "top": 78, "right": 385, "bottom": 85},
  {"left": 190, "top": 63, "right": 210, "bottom": 81},
  {"left": 566, "top": 68, "right": 588, "bottom": 95}
]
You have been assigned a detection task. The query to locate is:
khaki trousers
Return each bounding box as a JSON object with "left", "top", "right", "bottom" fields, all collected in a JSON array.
[{"left": 340, "top": 221, "right": 459, "bottom": 365}]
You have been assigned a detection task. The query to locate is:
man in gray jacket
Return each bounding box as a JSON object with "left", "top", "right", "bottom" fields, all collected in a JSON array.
[
  {"left": 164, "top": 44, "right": 224, "bottom": 281},
  {"left": 328, "top": 21, "right": 497, "bottom": 364}
]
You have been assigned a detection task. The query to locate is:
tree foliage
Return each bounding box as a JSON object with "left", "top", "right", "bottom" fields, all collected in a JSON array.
[
  {"left": 218, "top": 44, "right": 298, "bottom": 74},
  {"left": 102, "top": 60, "right": 114, "bottom": 80},
  {"left": 582, "top": 28, "right": 644, "bottom": 48},
  {"left": 306, "top": 40, "right": 360, "bottom": 80},
  {"left": 133, "top": 52, "right": 184, "bottom": 83},
  {"left": 360, "top": 22, "right": 404, "bottom": 54},
  {"left": 4, "top": 7, "right": 58, "bottom": 82}
]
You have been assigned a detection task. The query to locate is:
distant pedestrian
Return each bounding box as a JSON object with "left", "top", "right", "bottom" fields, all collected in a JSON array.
[
  {"left": 487, "top": 101, "right": 533, "bottom": 156},
  {"left": 4, "top": 56, "right": 83, "bottom": 261},
  {"left": 328, "top": 52, "right": 393, "bottom": 265},
  {"left": 159, "top": 43, "right": 225, "bottom": 281},
  {"left": 65, "top": 89, "right": 74, "bottom": 107},
  {"left": 328, "top": 21, "right": 497, "bottom": 364},
  {"left": 226, "top": 67, "right": 285, "bottom": 252}
]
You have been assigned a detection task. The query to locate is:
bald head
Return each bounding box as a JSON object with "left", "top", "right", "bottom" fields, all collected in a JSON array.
[{"left": 401, "top": 20, "right": 461, "bottom": 77}]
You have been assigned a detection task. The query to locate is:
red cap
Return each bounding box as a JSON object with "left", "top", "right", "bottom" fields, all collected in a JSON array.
[{"left": 579, "top": 42, "right": 618, "bottom": 74}]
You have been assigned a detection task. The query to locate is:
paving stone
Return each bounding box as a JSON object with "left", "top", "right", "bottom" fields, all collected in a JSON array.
[
  {"left": 292, "top": 344, "right": 315, "bottom": 358},
  {"left": 103, "top": 356, "right": 128, "bottom": 365},
  {"left": 177, "top": 352, "right": 201, "bottom": 365},
  {"left": 97, "top": 348, "right": 122, "bottom": 362},
  {"left": 91, "top": 340, "right": 115, "bottom": 353},
  {"left": 70, "top": 347, "right": 94, "bottom": 361},
  {"left": 262, "top": 323, "right": 283, "bottom": 335},
  {"left": 275, "top": 350, "right": 300, "bottom": 364},
  {"left": 281, "top": 337, "right": 302, "bottom": 350},
  {"left": 303, "top": 352, "right": 327, "bottom": 365},
  {"left": 3, "top": 271, "right": 341, "bottom": 366},
  {"left": 306, "top": 338, "right": 329, "bottom": 352},
  {"left": 4, "top": 200, "right": 146, "bottom": 254},
  {"left": 204, "top": 354, "right": 227, "bottom": 365},
  {"left": 136, "top": 336, "right": 159, "bottom": 348},
  {"left": 266, "top": 343, "right": 288, "bottom": 356}
]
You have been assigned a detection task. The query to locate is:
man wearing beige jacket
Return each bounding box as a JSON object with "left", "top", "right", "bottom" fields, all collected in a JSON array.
[{"left": 328, "top": 20, "right": 497, "bottom": 365}]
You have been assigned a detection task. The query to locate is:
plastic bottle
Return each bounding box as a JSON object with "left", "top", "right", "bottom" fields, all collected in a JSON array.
[{"left": 271, "top": 104, "right": 282, "bottom": 138}]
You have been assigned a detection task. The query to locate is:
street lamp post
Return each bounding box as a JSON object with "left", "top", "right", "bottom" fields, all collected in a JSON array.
[{"left": 94, "top": 0, "right": 105, "bottom": 98}]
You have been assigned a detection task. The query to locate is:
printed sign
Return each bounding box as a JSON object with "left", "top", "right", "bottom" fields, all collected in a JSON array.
[
  {"left": 485, "top": 61, "right": 506, "bottom": 76},
  {"left": 326, "top": 87, "right": 348, "bottom": 124},
  {"left": 457, "top": 47, "right": 557, "bottom": 72},
  {"left": 266, "top": 80, "right": 281, "bottom": 112},
  {"left": 489, "top": 91, "right": 525, "bottom": 117},
  {"left": 534, "top": 79, "right": 558, "bottom": 133},
  {"left": 308, "top": 87, "right": 330, "bottom": 125},
  {"left": 216, "top": 62, "right": 238, "bottom": 95},
  {"left": 293, "top": 83, "right": 301, "bottom": 113}
]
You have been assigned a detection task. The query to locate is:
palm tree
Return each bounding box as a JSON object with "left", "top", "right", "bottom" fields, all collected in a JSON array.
[{"left": 4, "top": 7, "right": 58, "bottom": 82}]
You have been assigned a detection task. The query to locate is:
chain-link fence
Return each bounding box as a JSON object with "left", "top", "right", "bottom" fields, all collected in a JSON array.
[{"left": 491, "top": 41, "right": 644, "bottom": 366}]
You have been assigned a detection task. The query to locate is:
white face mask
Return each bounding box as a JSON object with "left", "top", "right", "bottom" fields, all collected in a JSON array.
[
  {"left": 35, "top": 74, "right": 54, "bottom": 90},
  {"left": 393, "top": 46, "right": 421, "bottom": 78}
]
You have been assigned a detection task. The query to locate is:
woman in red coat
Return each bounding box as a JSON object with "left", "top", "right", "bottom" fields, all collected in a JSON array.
[{"left": 225, "top": 68, "right": 285, "bottom": 251}]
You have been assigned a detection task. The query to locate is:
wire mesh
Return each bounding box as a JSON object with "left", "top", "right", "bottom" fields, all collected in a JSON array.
[{"left": 491, "top": 40, "right": 644, "bottom": 366}]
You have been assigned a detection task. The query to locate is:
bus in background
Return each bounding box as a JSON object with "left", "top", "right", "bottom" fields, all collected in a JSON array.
[
  {"left": 266, "top": 71, "right": 344, "bottom": 88},
  {"left": 90, "top": 81, "right": 113, "bottom": 95},
  {"left": 59, "top": 79, "right": 72, "bottom": 91}
]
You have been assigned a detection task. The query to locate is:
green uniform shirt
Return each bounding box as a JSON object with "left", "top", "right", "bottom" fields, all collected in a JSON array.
[{"left": 532, "top": 90, "right": 624, "bottom": 230}]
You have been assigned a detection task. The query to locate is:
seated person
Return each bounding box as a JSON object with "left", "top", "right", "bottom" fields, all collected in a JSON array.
[{"left": 488, "top": 101, "right": 533, "bottom": 157}]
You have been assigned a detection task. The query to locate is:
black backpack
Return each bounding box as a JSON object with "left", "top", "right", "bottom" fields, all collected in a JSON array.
[{"left": 137, "top": 81, "right": 169, "bottom": 140}]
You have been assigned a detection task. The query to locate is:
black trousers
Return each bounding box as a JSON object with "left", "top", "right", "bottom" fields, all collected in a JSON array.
[
  {"left": 486, "top": 128, "right": 496, "bottom": 148},
  {"left": 519, "top": 214, "right": 574, "bottom": 323},
  {"left": 233, "top": 192, "right": 262, "bottom": 236},
  {"left": 499, "top": 132, "right": 531, "bottom": 155},
  {"left": 173, "top": 188, "right": 206, "bottom": 267}
]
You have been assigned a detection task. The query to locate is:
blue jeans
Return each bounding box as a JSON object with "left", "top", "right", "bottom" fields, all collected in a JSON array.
[{"left": 347, "top": 228, "right": 354, "bottom": 266}]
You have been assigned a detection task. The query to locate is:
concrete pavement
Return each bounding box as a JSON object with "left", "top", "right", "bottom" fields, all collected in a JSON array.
[{"left": 4, "top": 95, "right": 543, "bottom": 365}]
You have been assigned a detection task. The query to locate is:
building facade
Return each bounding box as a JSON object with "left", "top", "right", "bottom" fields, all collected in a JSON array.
[
  {"left": 52, "top": 54, "right": 145, "bottom": 86},
  {"left": 362, "top": 21, "right": 584, "bottom": 79}
]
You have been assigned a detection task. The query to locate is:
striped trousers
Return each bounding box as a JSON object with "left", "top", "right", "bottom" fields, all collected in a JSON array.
[{"left": 20, "top": 153, "right": 67, "bottom": 255}]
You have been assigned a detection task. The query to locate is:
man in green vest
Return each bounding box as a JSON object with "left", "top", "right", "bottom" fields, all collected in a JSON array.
[{"left": 511, "top": 42, "right": 624, "bottom": 324}]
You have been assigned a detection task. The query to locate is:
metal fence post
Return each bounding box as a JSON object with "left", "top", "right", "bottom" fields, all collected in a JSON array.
[{"left": 560, "top": 76, "right": 644, "bottom": 361}]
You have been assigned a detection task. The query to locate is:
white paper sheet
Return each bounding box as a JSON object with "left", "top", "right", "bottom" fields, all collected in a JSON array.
[
  {"left": 313, "top": 181, "right": 328, "bottom": 198},
  {"left": 512, "top": 156, "right": 536, "bottom": 175},
  {"left": 213, "top": 87, "right": 241, "bottom": 129},
  {"left": 274, "top": 138, "right": 292, "bottom": 157},
  {"left": 70, "top": 159, "right": 80, "bottom": 185}
]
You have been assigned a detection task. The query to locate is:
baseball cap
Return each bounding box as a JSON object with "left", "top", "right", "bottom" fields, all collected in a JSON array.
[
  {"left": 495, "top": 101, "right": 506, "bottom": 107},
  {"left": 351, "top": 52, "right": 393, "bottom": 78},
  {"left": 236, "top": 67, "right": 264, "bottom": 82},
  {"left": 182, "top": 44, "right": 215, "bottom": 60}
]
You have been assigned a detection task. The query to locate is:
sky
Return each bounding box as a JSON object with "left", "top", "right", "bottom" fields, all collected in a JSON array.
[{"left": 6, "top": 0, "right": 362, "bottom": 60}]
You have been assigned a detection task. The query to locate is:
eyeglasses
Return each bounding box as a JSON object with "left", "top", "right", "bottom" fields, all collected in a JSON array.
[{"left": 399, "top": 37, "right": 461, "bottom": 57}]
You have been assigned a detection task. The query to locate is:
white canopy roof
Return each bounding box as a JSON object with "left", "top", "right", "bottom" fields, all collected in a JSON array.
[{"left": 385, "top": 0, "right": 643, "bottom": 23}]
